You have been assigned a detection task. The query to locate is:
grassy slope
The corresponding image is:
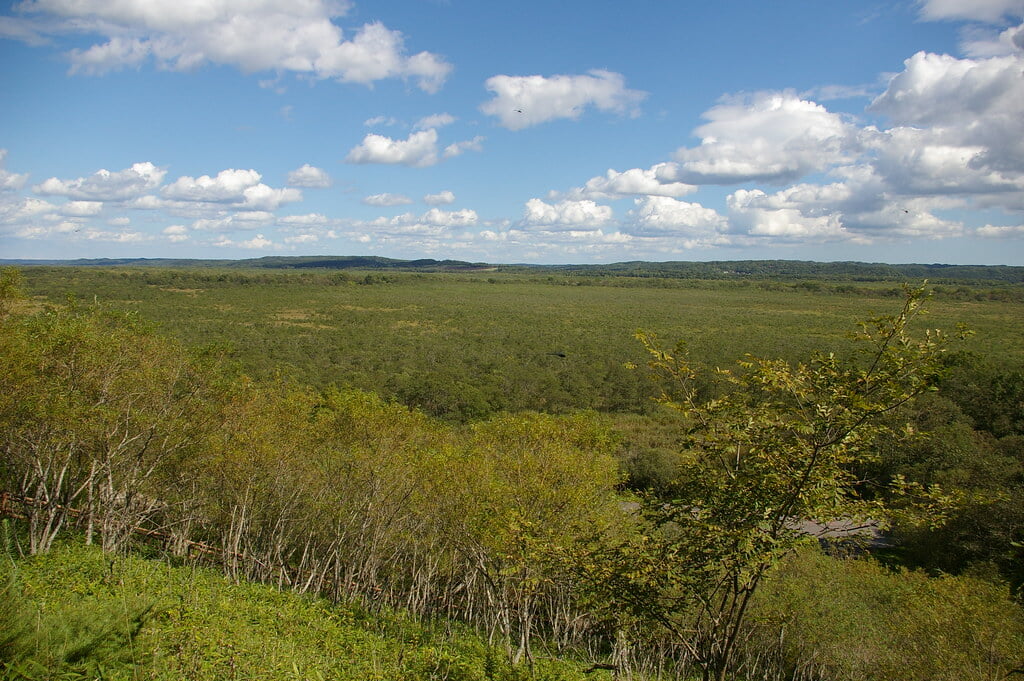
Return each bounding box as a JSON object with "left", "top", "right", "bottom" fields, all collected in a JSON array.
[
  {"left": 6, "top": 540, "right": 1023, "bottom": 681},
  {"left": 4, "top": 540, "right": 592, "bottom": 681}
]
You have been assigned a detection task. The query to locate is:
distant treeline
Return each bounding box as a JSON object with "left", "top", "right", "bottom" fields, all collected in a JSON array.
[
  {"left": 530, "top": 259, "right": 1024, "bottom": 285},
  {"left": 3, "top": 256, "right": 1023, "bottom": 285}
]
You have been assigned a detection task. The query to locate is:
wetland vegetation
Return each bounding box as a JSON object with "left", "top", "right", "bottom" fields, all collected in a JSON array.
[{"left": 2, "top": 260, "right": 1023, "bottom": 680}]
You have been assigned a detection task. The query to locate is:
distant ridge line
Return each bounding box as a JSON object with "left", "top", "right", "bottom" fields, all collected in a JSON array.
[{"left": 1, "top": 256, "right": 1022, "bottom": 283}]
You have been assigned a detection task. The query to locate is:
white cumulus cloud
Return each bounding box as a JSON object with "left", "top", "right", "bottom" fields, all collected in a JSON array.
[
  {"left": 421, "top": 208, "right": 478, "bottom": 227},
  {"left": 629, "top": 196, "right": 727, "bottom": 236},
  {"left": 363, "top": 193, "right": 413, "bottom": 206},
  {"left": 279, "top": 213, "right": 330, "bottom": 226},
  {"left": 672, "top": 92, "right": 857, "bottom": 185},
  {"left": 870, "top": 52, "right": 1024, "bottom": 128},
  {"left": 415, "top": 113, "right": 455, "bottom": 130},
  {"left": 284, "top": 233, "right": 320, "bottom": 245},
  {"left": 523, "top": 198, "right": 614, "bottom": 229},
  {"left": 60, "top": 200, "right": 103, "bottom": 217},
  {"left": 917, "top": 0, "right": 1024, "bottom": 24},
  {"left": 162, "top": 224, "right": 189, "bottom": 243},
  {"left": 192, "top": 211, "right": 276, "bottom": 232},
  {"left": 976, "top": 223, "right": 1024, "bottom": 237},
  {"left": 8, "top": 1, "right": 451, "bottom": 91},
  {"left": 242, "top": 184, "right": 303, "bottom": 211},
  {"left": 481, "top": 70, "right": 646, "bottom": 130},
  {"left": 364, "top": 115, "right": 400, "bottom": 127},
  {"left": 0, "top": 150, "right": 29, "bottom": 191},
  {"left": 727, "top": 188, "right": 850, "bottom": 240},
  {"left": 34, "top": 162, "right": 166, "bottom": 201},
  {"left": 423, "top": 190, "right": 455, "bottom": 205},
  {"left": 286, "top": 164, "right": 331, "bottom": 188},
  {"left": 162, "top": 169, "right": 302, "bottom": 210},
  {"left": 867, "top": 52, "right": 1024, "bottom": 199},
  {"left": 961, "top": 22, "right": 1024, "bottom": 57},
  {"left": 162, "top": 169, "right": 262, "bottom": 201},
  {"left": 0, "top": 196, "right": 55, "bottom": 233},
  {"left": 345, "top": 129, "right": 439, "bottom": 167},
  {"left": 238, "top": 233, "right": 275, "bottom": 249},
  {"left": 314, "top": 21, "right": 450, "bottom": 92},
  {"left": 443, "top": 136, "right": 485, "bottom": 158},
  {"left": 567, "top": 164, "right": 697, "bottom": 200}
]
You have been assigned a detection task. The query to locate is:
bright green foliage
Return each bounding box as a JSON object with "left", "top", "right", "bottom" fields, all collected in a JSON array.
[
  {"left": 1, "top": 541, "right": 155, "bottom": 680},
  {"left": 2, "top": 542, "right": 596, "bottom": 681},
  {"left": 579, "top": 287, "right": 968, "bottom": 681}
]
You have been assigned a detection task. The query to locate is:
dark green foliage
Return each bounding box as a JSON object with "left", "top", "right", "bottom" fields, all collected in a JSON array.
[
  {"left": 941, "top": 356, "right": 1024, "bottom": 438},
  {"left": 17, "top": 266, "right": 1024, "bottom": 426},
  {"left": 609, "top": 408, "right": 691, "bottom": 494},
  {"left": 868, "top": 387, "right": 1024, "bottom": 594},
  {"left": 528, "top": 259, "right": 1024, "bottom": 285},
  {"left": 7, "top": 257, "right": 1024, "bottom": 285}
]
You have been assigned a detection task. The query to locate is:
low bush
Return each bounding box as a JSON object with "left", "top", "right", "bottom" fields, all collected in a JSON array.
[{"left": 743, "top": 547, "right": 1024, "bottom": 681}]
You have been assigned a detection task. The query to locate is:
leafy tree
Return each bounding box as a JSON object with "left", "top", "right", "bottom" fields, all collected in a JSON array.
[
  {"left": 440, "top": 412, "right": 621, "bottom": 665},
  {"left": 0, "top": 300, "right": 214, "bottom": 554},
  {"left": 577, "top": 287, "right": 967, "bottom": 681}
]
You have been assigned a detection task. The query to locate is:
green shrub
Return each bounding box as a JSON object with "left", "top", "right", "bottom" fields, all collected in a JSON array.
[{"left": 745, "top": 548, "right": 1024, "bottom": 681}]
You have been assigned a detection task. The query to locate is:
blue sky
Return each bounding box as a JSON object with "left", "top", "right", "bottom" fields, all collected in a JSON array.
[{"left": 1, "top": 0, "right": 1023, "bottom": 265}]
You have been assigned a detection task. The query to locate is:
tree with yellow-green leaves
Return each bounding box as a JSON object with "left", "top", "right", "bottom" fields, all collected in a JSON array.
[
  {"left": 0, "top": 297, "right": 216, "bottom": 554},
  {"left": 463, "top": 413, "right": 621, "bottom": 664},
  {"left": 575, "top": 286, "right": 970, "bottom": 681}
]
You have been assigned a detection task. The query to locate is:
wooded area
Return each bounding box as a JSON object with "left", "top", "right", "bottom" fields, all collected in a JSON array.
[{"left": 2, "top": 263, "right": 1023, "bottom": 680}]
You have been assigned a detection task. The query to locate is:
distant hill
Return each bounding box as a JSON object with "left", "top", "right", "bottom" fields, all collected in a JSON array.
[
  {"left": 239, "top": 255, "right": 494, "bottom": 271},
  {"left": 2, "top": 256, "right": 1022, "bottom": 284},
  {"left": 0, "top": 255, "right": 492, "bottom": 271}
]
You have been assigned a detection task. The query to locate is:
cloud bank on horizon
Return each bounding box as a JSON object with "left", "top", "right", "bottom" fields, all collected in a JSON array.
[{"left": 1, "top": 0, "right": 1023, "bottom": 264}]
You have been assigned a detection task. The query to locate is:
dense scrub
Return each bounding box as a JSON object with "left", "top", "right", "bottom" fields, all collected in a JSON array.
[
  {"left": 744, "top": 548, "right": 1024, "bottom": 681},
  {"left": 17, "top": 266, "right": 1024, "bottom": 421},
  {"left": 0, "top": 273, "right": 625, "bottom": 667}
]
